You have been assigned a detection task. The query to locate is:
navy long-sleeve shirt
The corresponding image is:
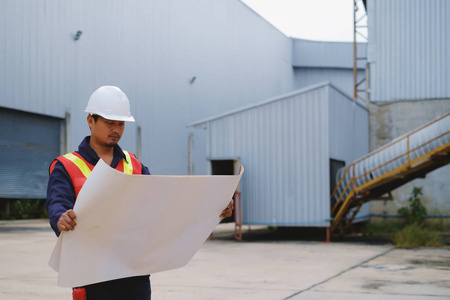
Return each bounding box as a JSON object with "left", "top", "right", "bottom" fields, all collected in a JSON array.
[{"left": 45, "top": 136, "right": 150, "bottom": 236}]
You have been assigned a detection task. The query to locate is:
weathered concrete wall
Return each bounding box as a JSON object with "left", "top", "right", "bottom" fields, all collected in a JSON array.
[{"left": 369, "top": 100, "right": 450, "bottom": 217}]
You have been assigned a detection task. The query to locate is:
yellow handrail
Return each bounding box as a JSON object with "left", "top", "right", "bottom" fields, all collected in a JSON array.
[
  {"left": 330, "top": 112, "right": 450, "bottom": 218},
  {"left": 351, "top": 112, "right": 449, "bottom": 167}
]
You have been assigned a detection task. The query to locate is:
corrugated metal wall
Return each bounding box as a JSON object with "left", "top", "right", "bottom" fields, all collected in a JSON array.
[
  {"left": 292, "top": 39, "right": 367, "bottom": 69},
  {"left": 328, "top": 86, "right": 370, "bottom": 219},
  {"left": 207, "top": 84, "right": 330, "bottom": 226},
  {"left": 328, "top": 87, "right": 369, "bottom": 163},
  {"left": 368, "top": 0, "right": 450, "bottom": 102},
  {"left": 194, "top": 83, "right": 369, "bottom": 226},
  {"left": 0, "top": 0, "right": 294, "bottom": 176},
  {"left": 292, "top": 39, "right": 366, "bottom": 103},
  {"left": 294, "top": 68, "right": 365, "bottom": 99}
]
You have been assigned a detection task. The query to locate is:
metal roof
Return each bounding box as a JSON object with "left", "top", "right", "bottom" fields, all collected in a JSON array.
[{"left": 187, "top": 82, "right": 368, "bottom": 128}]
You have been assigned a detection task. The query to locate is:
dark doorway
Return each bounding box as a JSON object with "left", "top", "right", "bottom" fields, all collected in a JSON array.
[
  {"left": 211, "top": 160, "right": 235, "bottom": 176},
  {"left": 330, "top": 159, "right": 345, "bottom": 210},
  {"left": 211, "top": 159, "right": 237, "bottom": 223}
]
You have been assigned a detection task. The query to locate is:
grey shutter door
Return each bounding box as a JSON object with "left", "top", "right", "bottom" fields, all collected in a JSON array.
[{"left": 0, "top": 108, "right": 62, "bottom": 199}]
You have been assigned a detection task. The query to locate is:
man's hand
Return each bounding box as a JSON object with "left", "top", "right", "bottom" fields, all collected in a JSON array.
[
  {"left": 220, "top": 199, "right": 234, "bottom": 219},
  {"left": 57, "top": 209, "right": 77, "bottom": 233}
]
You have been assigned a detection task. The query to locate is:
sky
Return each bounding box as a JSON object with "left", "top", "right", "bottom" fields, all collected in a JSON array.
[{"left": 240, "top": 0, "right": 367, "bottom": 42}]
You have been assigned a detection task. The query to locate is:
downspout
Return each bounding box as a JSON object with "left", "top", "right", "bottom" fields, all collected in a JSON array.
[{"left": 188, "top": 133, "right": 193, "bottom": 175}]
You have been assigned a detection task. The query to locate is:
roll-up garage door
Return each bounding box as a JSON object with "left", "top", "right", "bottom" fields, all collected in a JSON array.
[{"left": 0, "top": 107, "right": 62, "bottom": 199}]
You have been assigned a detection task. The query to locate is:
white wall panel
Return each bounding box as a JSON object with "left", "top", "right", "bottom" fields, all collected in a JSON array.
[
  {"left": 328, "top": 86, "right": 370, "bottom": 221},
  {"left": 191, "top": 83, "right": 370, "bottom": 226},
  {"left": 193, "top": 84, "right": 331, "bottom": 226},
  {"left": 292, "top": 39, "right": 367, "bottom": 69},
  {"left": 294, "top": 68, "right": 365, "bottom": 99},
  {"left": 368, "top": 0, "right": 450, "bottom": 102},
  {"left": 328, "top": 87, "right": 369, "bottom": 163}
]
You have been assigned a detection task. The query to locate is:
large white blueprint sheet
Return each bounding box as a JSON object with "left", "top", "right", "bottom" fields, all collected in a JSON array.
[{"left": 49, "top": 159, "right": 243, "bottom": 287}]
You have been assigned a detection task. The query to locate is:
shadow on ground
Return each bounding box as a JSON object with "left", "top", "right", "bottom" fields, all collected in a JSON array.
[{"left": 212, "top": 226, "right": 396, "bottom": 245}]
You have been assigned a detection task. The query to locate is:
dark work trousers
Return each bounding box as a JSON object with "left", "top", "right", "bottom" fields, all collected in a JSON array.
[{"left": 83, "top": 275, "right": 151, "bottom": 300}]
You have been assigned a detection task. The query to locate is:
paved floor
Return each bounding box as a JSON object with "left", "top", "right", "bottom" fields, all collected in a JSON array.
[{"left": 0, "top": 219, "right": 449, "bottom": 300}]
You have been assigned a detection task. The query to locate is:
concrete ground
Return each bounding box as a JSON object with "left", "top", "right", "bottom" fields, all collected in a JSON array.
[{"left": 0, "top": 220, "right": 449, "bottom": 300}]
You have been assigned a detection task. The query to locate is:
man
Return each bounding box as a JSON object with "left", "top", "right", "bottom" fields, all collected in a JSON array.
[{"left": 45, "top": 86, "right": 234, "bottom": 300}]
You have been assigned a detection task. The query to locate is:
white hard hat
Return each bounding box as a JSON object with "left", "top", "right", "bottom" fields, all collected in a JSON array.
[{"left": 84, "top": 86, "right": 135, "bottom": 122}]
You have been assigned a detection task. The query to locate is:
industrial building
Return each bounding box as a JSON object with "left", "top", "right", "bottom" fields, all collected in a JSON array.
[
  {"left": 0, "top": 0, "right": 296, "bottom": 203},
  {"left": 188, "top": 82, "right": 370, "bottom": 228},
  {"left": 1, "top": 0, "right": 449, "bottom": 229},
  {"left": 365, "top": 0, "right": 450, "bottom": 220},
  {"left": 0, "top": 1, "right": 359, "bottom": 197}
]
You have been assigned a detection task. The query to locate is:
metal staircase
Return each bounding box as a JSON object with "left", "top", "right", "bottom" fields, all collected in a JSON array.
[{"left": 330, "top": 112, "right": 450, "bottom": 236}]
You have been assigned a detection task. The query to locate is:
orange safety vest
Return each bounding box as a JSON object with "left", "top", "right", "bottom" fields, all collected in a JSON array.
[{"left": 49, "top": 150, "right": 142, "bottom": 198}]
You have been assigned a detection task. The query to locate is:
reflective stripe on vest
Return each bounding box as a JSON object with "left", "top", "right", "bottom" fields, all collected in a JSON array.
[
  {"left": 51, "top": 151, "right": 142, "bottom": 199},
  {"left": 62, "top": 152, "right": 92, "bottom": 178},
  {"left": 123, "top": 151, "right": 133, "bottom": 174}
]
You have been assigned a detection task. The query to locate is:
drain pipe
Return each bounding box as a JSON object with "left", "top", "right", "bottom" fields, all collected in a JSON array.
[{"left": 188, "top": 133, "right": 193, "bottom": 175}]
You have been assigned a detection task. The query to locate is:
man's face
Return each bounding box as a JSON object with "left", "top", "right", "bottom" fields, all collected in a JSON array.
[{"left": 88, "top": 115, "right": 125, "bottom": 148}]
